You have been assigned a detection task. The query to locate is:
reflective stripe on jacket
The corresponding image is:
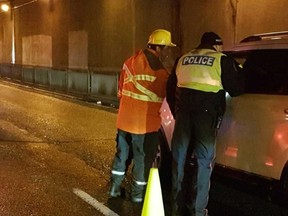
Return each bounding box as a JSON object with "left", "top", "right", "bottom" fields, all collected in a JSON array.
[
  {"left": 176, "top": 49, "right": 224, "bottom": 93},
  {"left": 117, "top": 49, "right": 168, "bottom": 134}
]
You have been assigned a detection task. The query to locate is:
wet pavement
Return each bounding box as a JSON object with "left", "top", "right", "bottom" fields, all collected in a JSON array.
[
  {"left": 0, "top": 80, "right": 287, "bottom": 216},
  {"left": 0, "top": 81, "right": 118, "bottom": 215}
]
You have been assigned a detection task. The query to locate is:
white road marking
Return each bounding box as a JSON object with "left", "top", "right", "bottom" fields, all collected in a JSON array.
[{"left": 73, "top": 188, "right": 119, "bottom": 216}]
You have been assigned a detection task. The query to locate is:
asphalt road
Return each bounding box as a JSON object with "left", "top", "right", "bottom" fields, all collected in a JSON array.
[
  {"left": 0, "top": 80, "right": 287, "bottom": 216},
  {"left": 208, "top": 175, "right": 288, "bottom": 216},
  {"left": 0, "top": 80, "right": 119, "bottom": 215}
]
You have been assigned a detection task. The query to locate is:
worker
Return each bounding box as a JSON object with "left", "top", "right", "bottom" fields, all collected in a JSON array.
[
  {"left": 108, "top": 29, "right": 176, "bottom": 203},
  {"left": 166, "top": 32, "right": 245, "bottom": 216}
]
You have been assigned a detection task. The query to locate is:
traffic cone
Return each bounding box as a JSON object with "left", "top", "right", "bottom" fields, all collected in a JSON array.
[{"left": 141, "top": 168, "right": 165, "bottom": 216}]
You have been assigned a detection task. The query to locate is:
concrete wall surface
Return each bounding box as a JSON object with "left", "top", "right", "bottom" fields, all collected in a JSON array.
[
  {"left": 0, "top": 0, "right": 287, "bottom": 70},
  {"left": 180, "top": 0, "right": 288, "bottom": 53}
]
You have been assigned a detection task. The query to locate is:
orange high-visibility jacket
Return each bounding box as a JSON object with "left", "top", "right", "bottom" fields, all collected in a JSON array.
[{"left": 117, "top": 49, "right": 169, "bottom": 134}]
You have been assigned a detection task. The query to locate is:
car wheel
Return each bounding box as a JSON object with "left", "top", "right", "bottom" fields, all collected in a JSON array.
[{"left": 280, "top": 161, "right": 288, "bottom": 196}]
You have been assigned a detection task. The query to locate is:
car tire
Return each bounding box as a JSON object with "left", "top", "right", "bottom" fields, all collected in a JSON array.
[{"left": 280, "top": 161, "right": 288, "bottom": 196}]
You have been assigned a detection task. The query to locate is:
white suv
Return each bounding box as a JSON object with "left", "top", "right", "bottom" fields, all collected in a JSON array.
[{"left": 159, "top": 31, "right": 288, "bottom": 196}]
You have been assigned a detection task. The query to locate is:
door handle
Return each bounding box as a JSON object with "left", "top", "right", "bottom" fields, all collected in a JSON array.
[{"left": 285, "top": 108, "right": 288, "bottom": 114}]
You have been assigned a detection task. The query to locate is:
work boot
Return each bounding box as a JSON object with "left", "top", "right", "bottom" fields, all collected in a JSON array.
[
  {"left": 108, "top": 184, "right": 121, "bottom": 197},
  {"left": 108, "top": 173, "right": 125, "bottom": 198},
  {"left": 131, "top": 188, "right": 144, "bottom": 203},
  {"left": 131, "top": 181, "right": 145, "bottom": 203}
]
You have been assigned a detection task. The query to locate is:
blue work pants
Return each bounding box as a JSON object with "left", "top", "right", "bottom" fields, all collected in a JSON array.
[
  {"left": 111, "top": 129, "right": 159, "bottom": 197},
  {"left": 171, "top": 105, "right": 217, "bottom": 216}
]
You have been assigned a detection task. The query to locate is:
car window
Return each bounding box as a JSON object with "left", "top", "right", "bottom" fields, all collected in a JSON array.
[{"left": 230, "top": 50, "right": 288, "bottom": 95}]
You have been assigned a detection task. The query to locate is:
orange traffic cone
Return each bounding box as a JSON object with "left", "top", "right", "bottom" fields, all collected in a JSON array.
[{"left": 141, "top": 168, "right": 165, "bottom": 216}]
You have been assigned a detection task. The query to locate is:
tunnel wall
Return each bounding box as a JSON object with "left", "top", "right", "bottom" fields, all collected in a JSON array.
[
  {"left": 0, "top": 0, "right": 287, "bottom": 70},
  {"left": 180, "top": 0, "right": 288, "bottom": 53}
]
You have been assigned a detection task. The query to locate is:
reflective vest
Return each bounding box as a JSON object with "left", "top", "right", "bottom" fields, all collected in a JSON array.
[
  {"left": 117, "top": 49, "right": 168, "bottom": 134},
  {"left": 176, "top": 49, "right": 224, "bottom": 92}
]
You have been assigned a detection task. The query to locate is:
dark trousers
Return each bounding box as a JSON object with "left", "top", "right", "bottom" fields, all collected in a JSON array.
[
  {"left": 111, "top": 129, "right": 159, "bottom": 197},
  {"left": 171, "top": 106, "right": 217, "bottom": 216}
]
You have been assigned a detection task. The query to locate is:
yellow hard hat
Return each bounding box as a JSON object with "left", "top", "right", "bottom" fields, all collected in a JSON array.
[{"left": 148, "top": 29, "right": 176, "bottom": 47}]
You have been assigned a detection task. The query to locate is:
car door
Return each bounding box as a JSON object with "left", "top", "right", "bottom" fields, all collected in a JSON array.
[{"left": 216, "top": 49, "right": 288, "bottom": 181}]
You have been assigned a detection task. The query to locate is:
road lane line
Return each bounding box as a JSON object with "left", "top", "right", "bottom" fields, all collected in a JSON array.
[{"left": 73, "top": 188, "right": 119, "bottom": 216}]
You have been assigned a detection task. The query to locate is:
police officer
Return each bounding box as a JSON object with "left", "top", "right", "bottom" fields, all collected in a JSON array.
[
  {"left": 108, "top": 29, "right": 176, "bottom": 203},
  {"left": 166, "top": 32, "right": 244, "bottom": 216}
]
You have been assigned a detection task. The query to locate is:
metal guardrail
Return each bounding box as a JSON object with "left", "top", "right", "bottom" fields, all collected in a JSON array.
[{"left": 0, "top": 63, "right": 120, "bottom": 107}]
